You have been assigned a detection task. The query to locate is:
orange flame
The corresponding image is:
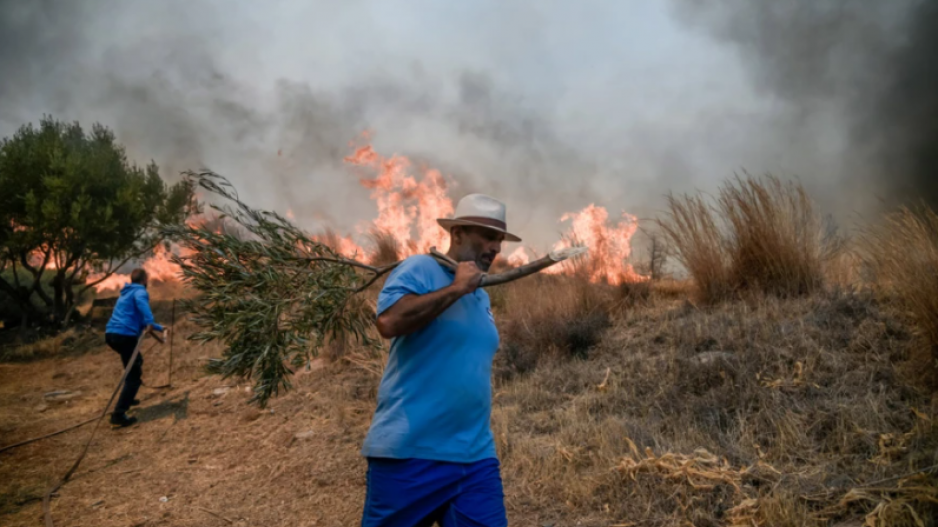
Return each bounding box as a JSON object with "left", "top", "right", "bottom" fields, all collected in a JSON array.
[
  {"left": 344, "top": 144, "right": 454, "bottom": 257},
  {"left": 310, "top": 230, "right": 365, "bottom": 260},
  {"left": 506, "top": 246, "right": 531, "bottom": 267},
  {"left": 27, "top": 247, "right": 55, "bottom": 270},
  {"left": 90, "top": 272, "right": 131, "bottom": 293},
  {"left": 88, "top": 132, "right": 645, "bottom": 290},
  {"left": 549, "top": 204, "right": 645, "bottom": 285},
  {"left": 90, "top": 245, "right": 182, "bottom": 293}
]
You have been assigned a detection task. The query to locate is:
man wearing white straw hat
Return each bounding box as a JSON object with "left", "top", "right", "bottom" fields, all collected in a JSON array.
[{"left": 360, "top": 193, "right": 520, "bottom": 527}]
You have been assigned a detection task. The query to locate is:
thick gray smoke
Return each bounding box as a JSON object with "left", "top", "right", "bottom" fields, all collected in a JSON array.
[
  {"left": 3, "top": 0, "right": 933, "bottom": 254},
  {"left": 672, "top": 0, "right": 938, "bottom": 211},
  {"left": 0, "top": 0, "right": 614, "bottom": 250}
]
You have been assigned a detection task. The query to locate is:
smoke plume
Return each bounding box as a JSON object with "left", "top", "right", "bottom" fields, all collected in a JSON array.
[
  {"left": 672, "top": 0, "right": 938, "bottom": 211},
  {"left": 2, "top": 0, "right": 936, "bottom": 254}
]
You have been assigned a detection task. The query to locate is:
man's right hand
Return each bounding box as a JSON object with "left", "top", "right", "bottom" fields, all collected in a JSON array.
[
  {"left": 150, "top": 330, "right": 166, "bottom": 344},
  {"left": 376, "top": 260, "right": 486, "bottom": 339},
  {"left": 452, "top": 261, "right": 484, "bottom": 295}
]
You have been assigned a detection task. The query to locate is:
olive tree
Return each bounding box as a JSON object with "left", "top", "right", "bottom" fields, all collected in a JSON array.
[{"left": 0, "top": 116, "right": 194, "bottom": 326}]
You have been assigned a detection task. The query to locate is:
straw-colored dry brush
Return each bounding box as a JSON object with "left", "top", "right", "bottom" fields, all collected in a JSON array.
[
  {"left": 864, "top": 205, "right": 938, "bottom": 384},
  {"left": 490, "top": 286, "right": 938, "bottom": 526},
  {"left": 483, "top": 175, "right": 937, "bottom": 526},
  {"left": 659, "top": 174, "right": 843, "bottom": 304}
]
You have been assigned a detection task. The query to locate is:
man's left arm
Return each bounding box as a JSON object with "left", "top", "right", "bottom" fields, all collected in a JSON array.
[{"left": 134, "top": 290, "right": 165, "bottom": 333}]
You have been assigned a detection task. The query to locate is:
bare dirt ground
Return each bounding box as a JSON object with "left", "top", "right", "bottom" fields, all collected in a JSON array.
[{"left": 0, "top": 305, "right": 376, "bottom": 527}]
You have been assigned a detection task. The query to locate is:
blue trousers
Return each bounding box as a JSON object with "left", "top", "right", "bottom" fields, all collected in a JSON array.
[{"left": 361, "top": 457, "right": 507, "bottom": 527}]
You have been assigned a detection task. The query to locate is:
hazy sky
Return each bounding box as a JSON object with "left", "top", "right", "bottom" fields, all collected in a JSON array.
[{"left": 2, "top": 0, "right": 932, "bottom": 252}]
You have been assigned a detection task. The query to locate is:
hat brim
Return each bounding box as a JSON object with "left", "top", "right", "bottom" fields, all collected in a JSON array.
[{"left": 437, "top": 219, "right": 522, "bottom": 242}]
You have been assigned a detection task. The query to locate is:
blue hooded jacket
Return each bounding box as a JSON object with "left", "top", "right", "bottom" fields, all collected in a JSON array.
[{"left": 105, "top": 283, "right": 164, "bottom": 337}]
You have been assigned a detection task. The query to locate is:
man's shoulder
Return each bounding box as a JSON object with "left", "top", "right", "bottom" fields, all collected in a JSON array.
[
  {"left": 395, "top": 254, "right": 439, "bottom": 274},
  {"left": 404, "top": 253, "right": 436, "bottom": 265},
  {"left": 379, "top": 254, "right": 445, "bottom": 295}
]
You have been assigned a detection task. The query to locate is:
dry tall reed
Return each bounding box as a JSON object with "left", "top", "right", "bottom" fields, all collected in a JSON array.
[
  {"left": 366, "top": 229, "right": 401, "bottom": 266},
  {"left": 658, "top": 193, "right": 732, "bottom": 303},
  {"left": 659, "top": 174, "right": 840, "bottom": 303},
  {"left": 864, "top": 205, "right": 938, "bottom": 376}
]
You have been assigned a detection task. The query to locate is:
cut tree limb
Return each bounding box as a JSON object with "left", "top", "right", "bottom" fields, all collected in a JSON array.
[
  {"left": 429, "top": 246, "right": 588, "bottom": 286},
  {"left": 296, "top": 245, "right": 588, "bottom": 291},
  {"left": 166, "top": 170, "right": 590, "bottom": 407}
]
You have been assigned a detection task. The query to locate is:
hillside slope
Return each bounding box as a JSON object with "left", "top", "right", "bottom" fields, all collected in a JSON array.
[{"left": 1, "top": 291, "right": 936, "bottom": 526}]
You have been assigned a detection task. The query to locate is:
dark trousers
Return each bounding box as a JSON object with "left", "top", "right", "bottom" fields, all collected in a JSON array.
[{"left": 105, "top": 333, "right": 144, "bottom": 415}]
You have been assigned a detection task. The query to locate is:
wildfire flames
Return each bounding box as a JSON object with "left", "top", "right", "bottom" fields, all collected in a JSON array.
[
  {"left": 88, "top": 245, "right": 183, "bottom": 292},
  {"left": 546, "top": 205, "right": 644, "bottom": 285},
  {"left": 343, "top": 143, "right": 454, "bottom": 257},
  {"left": 93, "top": 134, "right": 645, "bottom": 293},
  {"left": 503, "top": 206, "right": 643, "bottom": 285}
]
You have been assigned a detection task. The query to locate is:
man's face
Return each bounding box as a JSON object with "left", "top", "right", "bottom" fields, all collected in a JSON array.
[{"left": 451, "top": 226, "right": 505, "bottom": 271}]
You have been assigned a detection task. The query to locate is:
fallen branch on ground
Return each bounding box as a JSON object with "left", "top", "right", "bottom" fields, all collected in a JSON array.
[{"left": 0, "top": 417, "right": 98, "bottom": 455}]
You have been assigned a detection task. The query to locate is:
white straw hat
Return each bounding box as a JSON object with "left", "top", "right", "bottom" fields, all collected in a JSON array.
[{"left": 437, "top": 193, "right": 521, "bottom": 242}]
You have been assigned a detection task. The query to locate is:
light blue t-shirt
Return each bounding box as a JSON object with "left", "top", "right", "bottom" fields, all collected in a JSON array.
[{"left": 361, "top": 254, "right": 500, "bottom": 462}]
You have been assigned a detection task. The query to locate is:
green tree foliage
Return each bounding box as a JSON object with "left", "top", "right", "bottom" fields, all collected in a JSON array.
[
  {"left": 167, "top": 172, "right": 380, "bottom": 407},
  {"left": 0, "top": 116, "right": 195, "bottom": 326}
]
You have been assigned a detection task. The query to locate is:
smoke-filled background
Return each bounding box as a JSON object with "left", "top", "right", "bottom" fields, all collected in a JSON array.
[{"left": 1, "top": 0, "right": 935, "bottom": 252}]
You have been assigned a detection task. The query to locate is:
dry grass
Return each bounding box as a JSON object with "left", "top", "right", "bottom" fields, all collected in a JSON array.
[
  {"left": 0, "top": 306, "right": 370, "bottom": 527},
  {"left": 864, "top": 205, "right": 938, "bottom": 382},
  {"left": 649, "top": 278, "right": 695, "bottom": 300},
  {"left": 658, "top": 192, "right": 732, "bottom": 303},
  {"left": 0, "top": 329, "right": 78, "bottom": 362},
  {"left": 490, "top": 274, "right": 615, "bottom": 381},
  {"left": 616, "top": 279, "right": 653, "bottom": 308},
  {"left": 721, "top": 175, "right": 835, "bottom": 297},
  {"left": 366, "top": 229, "right": 401, "bottom": 266},
  {"left": 826, "top": 247, "right": 867, "bottom": 290},
  {"left": 493, "top": 290, "right": 938, "bottom": 526},
  {"left": 660, "top": 174, "right": 842, "bottom": 304},
  {"left": 1, "top": 283, "right": 936, "bottom": 526},
  {"left": 3, "top": 215, "right": 938, "bottom": 526}
]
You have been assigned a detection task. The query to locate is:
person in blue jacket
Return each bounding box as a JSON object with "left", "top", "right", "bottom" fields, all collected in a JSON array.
[{"left": 104, "top": 268, "right": 166, "bottom": 427}]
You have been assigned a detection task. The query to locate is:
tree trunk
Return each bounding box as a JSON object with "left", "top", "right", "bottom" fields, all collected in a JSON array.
[
  {"left": 1, "top": 275, "right": 41, "bottom": 331},
  {"left": 19, "top": 252, "right": 54, "bottom": 308},
  {"left": 62, "top": 304, "right": 78, "bottom": 328},
  {"left": 61, "top": 274, "right": 78, "bottom": 327},
  {"left": 51, "top": 271, "right": 66, "bottom": 323},
  {"left": 64, "top": 279, "right": 75, "bottom": 309}
]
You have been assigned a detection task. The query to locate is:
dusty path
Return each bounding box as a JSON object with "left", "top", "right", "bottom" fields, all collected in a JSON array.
[{"left": 0, "top": 324, "right": 376, "bottom": 527}]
